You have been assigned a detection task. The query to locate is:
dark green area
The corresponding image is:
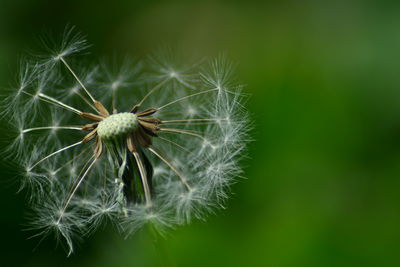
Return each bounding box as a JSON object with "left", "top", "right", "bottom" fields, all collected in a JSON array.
[{"left": 1, "top": 0, "right": 400, "bottom": 266}]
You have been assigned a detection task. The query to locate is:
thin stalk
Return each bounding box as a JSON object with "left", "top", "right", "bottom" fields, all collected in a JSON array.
[
  {"left": 148, "top": 147, "right": 191, "bottom": 191},
  {"left": 137, "top": 78, "right": 171, "bottom": 107},
  {"left": 159, "top": 128, "right": 208, "bottom": 142},
  {"left": 22, "top": 91, "right": 82, "bottom": 115},
  {"left": 112, "top": 87, "right": 117, "bottom": 113},
  {"left": 28, "top": 141, "right": 83, "bottom": 171},
  {"left": 53, "top": 147, "right": 91, "bottom": 175},
  {"left": 75, "top": 90, "right": 98, "bottom": 112},
  {"left": 22, "top": 126, "right": 83, "bottom": 133},
  {"left": 157, "top": 88, "right": 218, "bottom": 110},
  {"left": 60, "top": 57, "right": 96, "bottom": 103},
  {"left": 161, "top": 122, "right": 218, "bottom": 126},
  {"left": 132, "top": 152, "right": 152, "bottom": 207},
  {"left": 37, "top": 92, "right": 82, "bottom": 115},
  {"left": 157, "top": 136, "right": 191, "bottom": 153},
  {"left": 161, "top": 118, "right": 226, "bottom": 123},
  {"left": 57, "top": 155, "right": 97, "bottom": 223}
]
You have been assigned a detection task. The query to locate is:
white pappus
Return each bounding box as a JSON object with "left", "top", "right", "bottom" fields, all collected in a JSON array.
[{"left": 2, "top": 27, "right": 250, "bottom": 255}]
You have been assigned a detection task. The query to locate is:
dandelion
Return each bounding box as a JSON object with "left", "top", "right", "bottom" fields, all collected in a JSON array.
[{"left": 3, "top": 27, "right": 249, "bottom": 255}]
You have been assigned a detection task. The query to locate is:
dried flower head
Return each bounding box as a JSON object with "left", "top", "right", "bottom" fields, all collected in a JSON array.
[{"left": 3, "top": 27, "right": 249, "bottom": 255}]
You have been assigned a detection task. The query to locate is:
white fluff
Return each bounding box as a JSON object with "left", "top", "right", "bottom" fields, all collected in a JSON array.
[{"left": 3, "top": 28, "right": 250, "bottom": 255}]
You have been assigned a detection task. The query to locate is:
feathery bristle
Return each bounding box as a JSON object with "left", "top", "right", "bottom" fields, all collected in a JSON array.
[{"left": 3, "top": 28, "right": 250, "bottom": 255}]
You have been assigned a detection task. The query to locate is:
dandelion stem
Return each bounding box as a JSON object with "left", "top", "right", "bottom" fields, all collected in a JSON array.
[
  {"left": 22, "top": 126, "right": 83, "bottom": 133},
  {"left": 148, "top": 147, "right": 191, "bottom": 191},
  {"left": 57, "top": 155, "right": 97, "bottom": 224},
  {"left": 28, "top": 141, "right": 83, "bottom": 171},
  {"left": 157, "top": 88, "right": 218, "bottom": 110},
  {"left": 132, "top": 152, "right": 152, "bottom": 207},
  {"left": 60, "top": 57, "right": 96, "bottom": 103}
]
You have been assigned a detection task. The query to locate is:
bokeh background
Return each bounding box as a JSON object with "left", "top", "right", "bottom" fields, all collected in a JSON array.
[{"left": 2, "top": 0, "right": 400, "bottom": 266}]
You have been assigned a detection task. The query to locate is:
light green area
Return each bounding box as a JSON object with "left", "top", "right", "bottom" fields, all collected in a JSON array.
[{"left": 97, "top": 113, "right": 138, "bottom": 139}]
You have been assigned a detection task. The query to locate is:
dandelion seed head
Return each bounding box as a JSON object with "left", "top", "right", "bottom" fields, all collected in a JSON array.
[{"left": 4, "top": 29, "right": 250, "bottom": 254}]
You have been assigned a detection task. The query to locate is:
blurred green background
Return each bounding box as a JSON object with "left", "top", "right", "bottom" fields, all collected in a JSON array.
[{"left": 2, "top": 0, "right": 400, "bottom": 266}]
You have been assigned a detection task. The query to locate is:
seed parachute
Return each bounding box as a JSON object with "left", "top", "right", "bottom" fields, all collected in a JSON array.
[{"left": 2, "top": 27, "right": 250, "bottom": 255}]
